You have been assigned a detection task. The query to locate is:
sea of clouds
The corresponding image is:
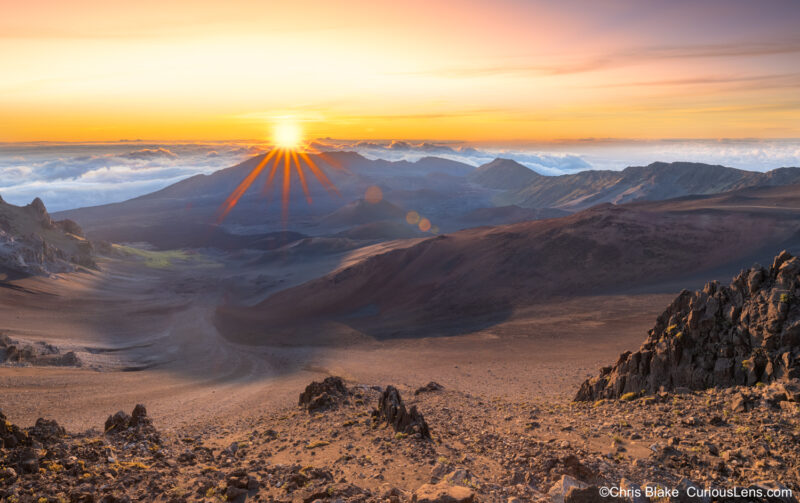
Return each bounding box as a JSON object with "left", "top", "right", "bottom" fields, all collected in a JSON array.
[{"left": 1, "top": 139, "right": 799, "bottom": 212}]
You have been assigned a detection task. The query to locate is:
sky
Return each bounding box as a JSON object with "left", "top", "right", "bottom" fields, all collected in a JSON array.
[{"left": 2, "top": 0, "right": 800, "bottom": 142}]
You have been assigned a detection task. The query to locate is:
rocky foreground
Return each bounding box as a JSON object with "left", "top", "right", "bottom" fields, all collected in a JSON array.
[
  {"left": 577, "top": 251, "right": 800, "bottom": 401},
  {"left": 1, "top": 375, "right": 799, "bottom": 502}
]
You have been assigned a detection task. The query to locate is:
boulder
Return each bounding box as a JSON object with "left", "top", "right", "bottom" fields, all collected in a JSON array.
[
  {"left": 415, "top": 381, "right": 445, "bottom": 395},
  {"left": 28, "top": 418, "right": 65, "bottom": 443},
  {"left": 0, "top": 409, "right": 29, "bottom": 449},
  {"left": 103, "top": 404, "right": 159, "bottom": 444},
  {"left": 298, "top": 376, "right": 348, "bottom": 413},
  {"left": 372, "top": 386, "right": 431, "bottom": 438},
  {"left": 413, "top": 482, "right": 474, "bottom": 503},
  {"left": 548, "top": 475, "right": 589, "bottom": 503}
]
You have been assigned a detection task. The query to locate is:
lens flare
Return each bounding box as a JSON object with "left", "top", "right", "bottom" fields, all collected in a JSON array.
[
  {"left": 364, "top": 186, "right": 383, "bottom": 204},
  {"left": 418, "top": 218, "right": 431, "bottom": 232}
]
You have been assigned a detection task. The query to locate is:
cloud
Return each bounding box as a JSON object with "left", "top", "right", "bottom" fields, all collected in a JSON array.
[
  {"left": 407, "top": 39, "right": 800, "bottom": 79},
  {"left": 1, "top": 139, "right": 799, "bottom": 212},
  {"left": 118, "top": 147, "right": 178, "bottom": 160},
  {"left": 324, "top": 139, "right": 593, "bottom": 174},
  {"left": 0, "top": 142, "right": 258, "bottom": 211},
  {"left": 322, "top": 138, "right": 800, "bottom": 175}
]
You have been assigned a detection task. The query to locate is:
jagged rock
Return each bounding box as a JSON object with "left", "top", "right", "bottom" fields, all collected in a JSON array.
[
  {"left": 0, "top": 196, "right": 97, "bottom": 275},
  {"left": 576, "top": 251, "right": 800, "bottom": 401},
  {"left": 298, "top": 376, "right": 349, "bottom": 413},
  {"left": 372, "top": 386, "right": 431, "bottom": 438},
  {"left": 0, "top": 409, "right": 29, "bottom": 449},
  {"left": 105, "top": 410, "right": 131, "bottom": 433},
  {"left": 0, "top": 334, "right": 82, "bottom": 367},
  {"left": 413, "top": 481, "right": 474, "bottom": 503},
  {"left": 548, "top": 475, "right": 589, "bottom": 503},
  {"left": 731, "top": 392, "right": 752, "bottom": 412},
  {"left": 28, "top": 418, "right": 65, "bottom": 443},
  {"left": 28, "top": 197, "right": 53, "bottom": 227},
  {"left": 129, "top": 403, "right": 150, "bottom": 427},
  {"left": 104, "top": 404, "right": 159, "bottom": 445},
  {"left": 415, "top": 381, "right": 445, "bottom": 395},
  {"left": 55, "top": 218, "right": 85, "bottom": 237}
]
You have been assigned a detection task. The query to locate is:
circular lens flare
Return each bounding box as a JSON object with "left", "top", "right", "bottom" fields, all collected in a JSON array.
[
  {"left": 365, "top": 186, "right": 383, "bottom": 204},
  {"left": 273, "top": 121, "right": 302, "bottom": 148},
  {"left": 418, "top": 218, "right": 431, "bottom": 232},
  {"left": 406, "top": 211, "right": 420, "bottom": 225}
]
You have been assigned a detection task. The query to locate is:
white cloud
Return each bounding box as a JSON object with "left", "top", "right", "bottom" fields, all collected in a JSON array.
[
  {"left": 0, "top": 142, "right": 258, "bottom": 211},
  {"left": 1, "top": 139, "right": 799, "bottom": 212}
]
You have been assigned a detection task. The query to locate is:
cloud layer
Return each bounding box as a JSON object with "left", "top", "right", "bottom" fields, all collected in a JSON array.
[
  {"left": 0, "top": 143, "right": 263, "bottom": 211},
  {"left": 1, "top": 139, "right": 799, "bottom": 211}
]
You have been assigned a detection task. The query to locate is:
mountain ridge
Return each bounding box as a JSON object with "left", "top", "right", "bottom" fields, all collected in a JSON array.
[
  {"left": 467, "top": 158, "right": 542, "bottom": 190},
  {"left": 502, "top": 161, "right": 800, "bottom": 210},
  {"left": 215, "top": 183, "right": 800, "bottom": 343}
]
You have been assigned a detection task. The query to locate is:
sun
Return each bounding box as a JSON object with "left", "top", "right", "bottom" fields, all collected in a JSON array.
[
  {"left": 273, "top": 121, "right": 302, "bottom": 149},
  {"left": 215, "top": 123, "right": 343, "bottom": 226}
]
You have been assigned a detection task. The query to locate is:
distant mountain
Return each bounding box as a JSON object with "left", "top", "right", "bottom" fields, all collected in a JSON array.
[
  {"left": 216, "top": 183, "right": 800, "bottom": 343},
  {"left": 54, "top": 152, "right": 481, "bottom": 247},
  {"left": 54, "top": 153, "right": 800, "bottom": 249},
  {"left": 0, "top": 196, "right": 96, "bottom": 276},
  {"left": 501, "top": 161, "right": 800, "bottom": 210},
  {"left": 467, "top": 158, "right": 541, "bottom": 190}
]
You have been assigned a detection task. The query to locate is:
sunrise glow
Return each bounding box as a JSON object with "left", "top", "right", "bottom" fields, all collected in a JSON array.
[
  {"left": 2, "top": 1, "right": 799, "bottom": 142},
  {"left": 273, "top": 122, "right": 302, "bottom": 149}
]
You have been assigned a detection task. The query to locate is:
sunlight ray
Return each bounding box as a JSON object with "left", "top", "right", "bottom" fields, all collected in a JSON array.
[
  {"left": 298, "top": 151, "right": 340, "bottom": 196},
  {"left": 262, "top": 148, "right": 283, "bottom": 197},
  {"left": 281, "top": 147, "right": 292, "bottom": 223},
  {"left": 216, "top": 148, "right": 278, "bottom": 223},
  {"left": 291, "top": 149, "right": 313, "bottom": 205}
]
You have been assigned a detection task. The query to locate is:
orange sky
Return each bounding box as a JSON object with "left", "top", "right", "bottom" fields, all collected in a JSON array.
[{"left": 2, "top": 0, "right": 799, "bottom": 142}]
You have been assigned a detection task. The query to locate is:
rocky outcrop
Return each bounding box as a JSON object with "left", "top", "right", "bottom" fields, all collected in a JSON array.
[
  {"left": 415, "top": 381, "right": 444, "bottom": 395},
  {"left": 0, "top": 410, "right": 29, "bottom": 449},
  {"left": 0, "top": 196, "right": 97, "bottom": 275},
  {"left": 0, "top": 334, "right": 81, "bottom": 367},
  {"left": 104, "top": 404, "right": 160, "bottom": 446},
  {"left": 413, "top": 481, "right": 475, "bottom": 503},
  {"left": 372, "top": 386, "right": 431, "bottom": 438},
  {"left": 298, "top": 376, "right": 349, "bottom": 413},
  {"left": 576, "top": 250, "right": 800, "bottom": 401}
]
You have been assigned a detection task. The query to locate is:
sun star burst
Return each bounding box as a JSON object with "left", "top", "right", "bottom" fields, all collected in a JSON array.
[{"left": 215, "top": 125, "right": 342, "bottom": 225}]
